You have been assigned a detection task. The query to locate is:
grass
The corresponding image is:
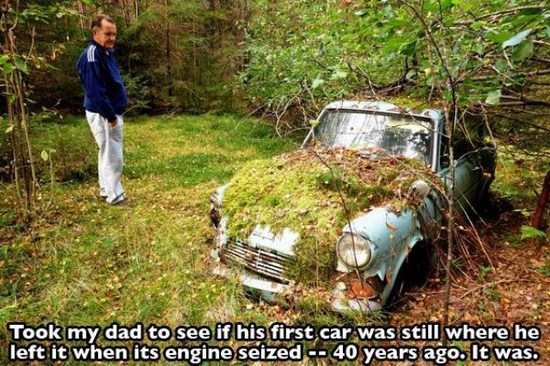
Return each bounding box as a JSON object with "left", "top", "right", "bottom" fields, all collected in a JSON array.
[
  {"left": 1, "top": 115, "right": 549, "bottom": 364},
  {"left": 492, "top": 145, "right": 548, "bottom": 208},
  {"left": 0, "top": 113, "right": 308, "bottom": 363}
]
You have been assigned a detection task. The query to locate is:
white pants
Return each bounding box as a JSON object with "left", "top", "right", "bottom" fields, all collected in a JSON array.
[{"left": 86, "top": 111, "right": 124, "bottom": 204}]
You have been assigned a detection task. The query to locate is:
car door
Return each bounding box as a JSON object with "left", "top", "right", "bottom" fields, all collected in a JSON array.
[{"left": 451, "top": 154, "right": 484, "bottom": 214}]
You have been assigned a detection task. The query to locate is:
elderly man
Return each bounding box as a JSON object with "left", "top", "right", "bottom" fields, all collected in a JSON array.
[{"left": 77, "top": 14, "right": 127, "bottom": 205}]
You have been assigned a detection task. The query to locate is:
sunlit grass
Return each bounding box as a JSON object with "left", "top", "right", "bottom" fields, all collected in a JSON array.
[{"left": 0, "top": 114, "right": 299, "bottom": 363}]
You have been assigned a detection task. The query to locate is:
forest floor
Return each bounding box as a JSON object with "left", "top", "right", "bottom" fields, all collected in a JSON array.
[{"left": 0, "top": 114, "right": 548, "bottom": 365}]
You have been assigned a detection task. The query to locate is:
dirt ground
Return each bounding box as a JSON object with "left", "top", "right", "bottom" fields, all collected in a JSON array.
[{"left": 386, "top": 196, "right": 550, "bottom": 365}]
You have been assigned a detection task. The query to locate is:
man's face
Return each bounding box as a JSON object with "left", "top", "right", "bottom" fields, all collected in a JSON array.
[{"left": 93, "top": 19, "right": 117, "bottom": 49}]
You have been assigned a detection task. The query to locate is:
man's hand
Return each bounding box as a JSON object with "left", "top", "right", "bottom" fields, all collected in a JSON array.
[{"left": 108, "top": 118, "right": 118, "bottom": 128}]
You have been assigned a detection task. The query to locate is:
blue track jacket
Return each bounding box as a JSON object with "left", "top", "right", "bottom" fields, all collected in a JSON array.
[{"left": 77, "top": 40, "right": 127, "bottom": 122}]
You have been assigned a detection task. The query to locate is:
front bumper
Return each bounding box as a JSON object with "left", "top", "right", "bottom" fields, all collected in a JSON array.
[
  {"left": 331, "top": 295, "right": 382, "bottom": 313},
  {"left": 213, "top": 263, "right": 382, "bottom": 313},
  {"left": 213, "top": 264, "right": 290, "bottom": 303}
]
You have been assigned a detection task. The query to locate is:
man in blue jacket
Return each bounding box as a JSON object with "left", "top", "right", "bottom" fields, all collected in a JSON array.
[{"left": 77, "top": 14, "right": 127, "bottom": 205}]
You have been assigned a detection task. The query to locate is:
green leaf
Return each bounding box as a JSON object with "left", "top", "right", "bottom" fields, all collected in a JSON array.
[
  {"left": 485, "top": 89, "right": 501, "bottom": 105},
  {"left": 440, "top": 0, "right": 454, "bottom": 10},
  {"left": 473, "top": 43, "right": 485, "bottom": 55},
  {"left": 3, "top": 63, "right": 15, "bottom": 74},
  {"left": 405, "top": 69, "right": 416, "bottom": 80},
  {"left": 511, "top": 39, "right": 534, "bottom": 61},
  {"left": 399, "top": 41, "right": 416, "bottom": 56},
  {"left": 495, "top": 59, "right": 508, "bottom": 72},
  {"left": 311, "top": 78, "right": 325, "bottom": 90},
  {"left": 502, "top": 29, "right": 532, "bottom": 49},
  {"left": 41, "top": 150, "right": 49, "bottom": 162},
  {"left": 512, "top": 14, "right": 540, "bottom": 27},
  {"left": 0, "top": 55, "right": 8, "bottom": 65},
  {"left": 5, "top": 125, "right": 14, "bottom": 133},
  {"left": 520, "top": 225, "right": 547, "bottom": 241},
  {"left": 471, "top": 21, "right": 486, "bottom": 31},
  {"left": 14, "top": 58, "right": 28, "bottom": 75},
  {"left": 452, "top": 0, "right": 474, "bottom": 11},
  {"left": 485, "top": 31, "right": 513, "bottom": 44}
]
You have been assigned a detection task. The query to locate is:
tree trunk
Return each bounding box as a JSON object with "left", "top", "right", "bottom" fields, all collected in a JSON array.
[
  {"left": 121, "top": 0, "right": 129, "bottom": 27},
  {"left": 532, "top": 170, "right": 550, "bottom": 229},
  {"left": 164, "top": 0, "right": 173, "bottom": 97},
  {"left": 78, "top": 2, "right": 86, "bottom": 29}
]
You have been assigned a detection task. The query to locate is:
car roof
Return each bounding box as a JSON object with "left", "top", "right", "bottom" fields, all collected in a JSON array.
[{"left": 323, "top": 100, "right": 442, "bottom": 123}]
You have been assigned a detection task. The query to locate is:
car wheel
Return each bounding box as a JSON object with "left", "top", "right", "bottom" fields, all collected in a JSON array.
[{"left": 386, "top": 241, "right": 434, "bottom": 309}]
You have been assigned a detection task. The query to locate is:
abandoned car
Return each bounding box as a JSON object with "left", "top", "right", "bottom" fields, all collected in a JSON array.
[{"left": 209, "top": 100, "right": 496, "bottom": 313}]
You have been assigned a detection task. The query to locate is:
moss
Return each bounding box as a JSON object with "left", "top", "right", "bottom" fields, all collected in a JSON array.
[{"left": 222, "top": 147, "right": 438, "bottom": 285}]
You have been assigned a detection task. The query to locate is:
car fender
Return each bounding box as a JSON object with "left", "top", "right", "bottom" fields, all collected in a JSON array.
[
  {"left": 380, "top": 238, "right": 426, "bottom": 305},
  {"left": 340, "top": 207, "right": 425, "bottom": 280}
]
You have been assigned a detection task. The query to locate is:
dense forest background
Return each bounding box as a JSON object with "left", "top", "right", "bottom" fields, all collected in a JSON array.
[
  {"left": 1, "top": 0, "right": 549, "bottom": 213},
  {"left": 2, "top": 0, "right": 548, "bottom": 121}
]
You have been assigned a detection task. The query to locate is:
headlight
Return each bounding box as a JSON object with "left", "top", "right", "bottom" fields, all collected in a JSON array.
[{"left": 337, "top": 233, "right": 371, "bottom": 268}]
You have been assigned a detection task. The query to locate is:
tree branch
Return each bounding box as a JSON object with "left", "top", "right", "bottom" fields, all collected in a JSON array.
[
  {"left": 480, "top": 109, "right": 550, "bottom": 132},
  {"left": 455, "top": 5, "right": 548, "bottom": 25},
  {"left": 472, "top": 68, "right": 550, "bottom": 81}
]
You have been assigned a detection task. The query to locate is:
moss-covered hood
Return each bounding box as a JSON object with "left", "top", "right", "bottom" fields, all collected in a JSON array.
[{"left": 222, "top": 147, "right": 437, "bottom": 284}]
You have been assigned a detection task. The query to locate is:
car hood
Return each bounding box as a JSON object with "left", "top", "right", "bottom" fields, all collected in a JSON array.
[{"left": 220, "top": 147, "right": 436, "bottom": 283}]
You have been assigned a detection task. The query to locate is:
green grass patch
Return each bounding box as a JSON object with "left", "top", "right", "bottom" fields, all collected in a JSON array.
[
  {"left": 0, "top": 114, "right": 297, "bottom": 363},
  {"left": 492, "top": 146, "right": 549, "bottom": 208}
]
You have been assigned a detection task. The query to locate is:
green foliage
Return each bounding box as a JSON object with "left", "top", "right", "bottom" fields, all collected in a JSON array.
[
  {"left": 1, "top": 1, "right": 82, "bottom": 100},
  {"left": 30, "top": 116, "right": 97, "bottom": 183},
  {"left": 241, "top": 0, "right": 549, "bottom": 136},
  {"left": 537, "top": 261, "right": 550, "bottom": 278},
  {"left": 241, "top": 0, "right": 401, "bottom": 119},
  {"left": 520, "top": 225, "right": 547, "bottom": 243},
  {"left": 492, "top": 148, "right": 548, "bottom": 208},
  {"left": 115, "top": 0, "right": 246, "bottom": 113}
]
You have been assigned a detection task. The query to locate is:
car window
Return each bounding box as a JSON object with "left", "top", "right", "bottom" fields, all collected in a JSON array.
[{"left": 312, "top": 110, "right": 434, "bottom": 165}]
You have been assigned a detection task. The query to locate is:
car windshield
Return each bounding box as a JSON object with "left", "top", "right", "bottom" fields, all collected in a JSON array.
[{"left": 312, "top": 109, "right": 434, "bottom": 164}]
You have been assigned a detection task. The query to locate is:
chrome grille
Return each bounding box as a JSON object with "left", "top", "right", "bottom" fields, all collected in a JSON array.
[{"left": 221, "top": 238, "right": 293, "bottom": 284}]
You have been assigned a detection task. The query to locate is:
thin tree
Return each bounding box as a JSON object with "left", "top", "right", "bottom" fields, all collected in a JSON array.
[{"left": 1, "top": 0, "right": 38, "bottom": 221}]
